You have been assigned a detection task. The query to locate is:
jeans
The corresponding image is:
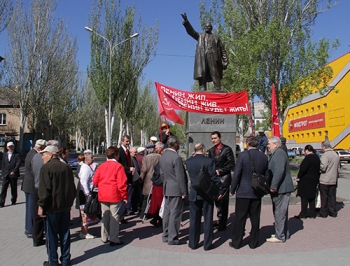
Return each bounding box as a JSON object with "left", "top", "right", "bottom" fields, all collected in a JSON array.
[{"left": 45, "top": 211, "right": 71, "bottom": 266}]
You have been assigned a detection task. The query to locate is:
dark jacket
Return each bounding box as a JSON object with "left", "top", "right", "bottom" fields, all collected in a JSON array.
[
  {"left": 2, "top": 150, "right": 21, "bottom": 178},
  {"left": 297, "top": 153, "right": 320, "bottom": 199},
  {"left": 268, "top": 148, "right": 294, "bottom": 194},
  {"left": 37, "top": 158, "right": 76, "bottom": 213},
  {"left": 208, "top": 143, "right": 235, "bottom": 193},
  {"left": 118, "top": 146, "right": 132, "bottom": 184},
  {"left": 185, "top": 154, "right": 222, "bottom": 202},
  {"left": 257, "top": 134, "right": 268, "bottom": 153},
  {"left": 231, "top": 148, "right": 269, "bottom": 199},
  {"left": 22, "top": 149, "right": 38, "bottom": 194},
  {"left": 183, "top": 20, "right": 228, "bottom": 81}
]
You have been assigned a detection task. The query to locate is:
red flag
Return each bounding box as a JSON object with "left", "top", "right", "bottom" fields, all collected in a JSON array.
[
  {"left": 156, "top": 84, "right": 184, "bottom": 125},
  {"left": 271, "top": 84, "right": 280, "bottom": 137}
]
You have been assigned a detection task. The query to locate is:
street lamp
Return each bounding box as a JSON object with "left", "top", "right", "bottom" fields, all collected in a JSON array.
[{"left": 85, "top": 27, "right": 139, "bottom": 147}]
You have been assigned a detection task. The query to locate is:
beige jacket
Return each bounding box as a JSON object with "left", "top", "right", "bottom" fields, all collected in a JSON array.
[
  {"left": 140, "top": 153, "right": 161, "bottom": 195},
  {"left": 320, "top": 149, "right": 340, "bottom": 185}
]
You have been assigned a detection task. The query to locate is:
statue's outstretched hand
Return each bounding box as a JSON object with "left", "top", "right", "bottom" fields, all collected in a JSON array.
[{"left": 181, "top": 13, "right": 188, "bottom": 22}]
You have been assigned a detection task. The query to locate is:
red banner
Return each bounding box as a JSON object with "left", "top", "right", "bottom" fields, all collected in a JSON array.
[
  {"left": 271, "top": 84, "right": 280, "bottom": 137},
  {"left": 155, "top": 82, "right": 250, "bottom": 124},
  {"left": 288, "top": 113, "right": 326, "bottom": 132}
]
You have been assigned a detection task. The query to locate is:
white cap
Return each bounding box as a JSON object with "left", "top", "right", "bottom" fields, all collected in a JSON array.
[
  {"left": 150, "top": 136, "right": 157, "bottom": 141},
  {"left": 40, "top": 145, "right": 58, "bottom": 155},
  {"left": 84, "top": 149, "right": 93, "bottom": 154},
  {"left": 137, "top": 147, "right": 146, "bottom": 153},
  {"left": 7, "top": 142, "right": 14, "bottom": 147}
]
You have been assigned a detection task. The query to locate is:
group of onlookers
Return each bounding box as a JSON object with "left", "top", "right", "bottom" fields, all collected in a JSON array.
[{"left": 0, "top": 129, "right": 342, "bottom": 265}]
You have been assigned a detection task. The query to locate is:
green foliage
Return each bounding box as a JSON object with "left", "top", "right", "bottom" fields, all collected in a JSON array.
[{"left": 199, "top": 0, "right": 339, "bottom": 130}]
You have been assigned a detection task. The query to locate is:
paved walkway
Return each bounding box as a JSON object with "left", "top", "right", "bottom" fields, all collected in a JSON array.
[{"left": 0, "top": 164, "right": 350, "bottom": 265}]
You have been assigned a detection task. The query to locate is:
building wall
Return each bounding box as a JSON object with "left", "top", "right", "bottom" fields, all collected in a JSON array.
[{"left": 282, "top": 53, "right": 350, "bottom": 149}]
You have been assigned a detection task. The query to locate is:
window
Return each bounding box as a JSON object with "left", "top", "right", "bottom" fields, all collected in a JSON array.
[
  {"left": 311, "top": 107, "right": 314, "bottom": 112},
  {"left": 0, "top": 114, "right": 6, "bottom": 125},
  {"left": 306, "top": 109, "right": 309, "bottom": 114},
  {"left": 324, "top": 103, "right": 327, "bottom": 109},
  {"left": 317, "top": 105, "right": 321, "bottom": 110}
]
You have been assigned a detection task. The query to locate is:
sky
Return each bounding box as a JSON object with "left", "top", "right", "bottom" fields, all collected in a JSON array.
[{"left": 1, "top": 0, "right": 349, "bottom": 94}]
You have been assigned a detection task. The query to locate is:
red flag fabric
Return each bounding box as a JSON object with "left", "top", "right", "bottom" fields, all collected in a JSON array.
[
  {"left": 271, "top": 84, "right": 280, "bottom": 137},
  {"left": 155, "top": 82, "right": 250, "bottom": 124}
]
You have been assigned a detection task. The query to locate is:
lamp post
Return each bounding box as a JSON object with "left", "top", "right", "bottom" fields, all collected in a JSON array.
[{"left": 85, "top": 27, "right": 139, "bottom": 147}]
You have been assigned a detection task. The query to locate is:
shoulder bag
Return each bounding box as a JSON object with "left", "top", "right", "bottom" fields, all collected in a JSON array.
[
  {"left": 247, "top": 150, "right": 270, "bottom": 196},
  {"left": 192, "top": 158, "right": 219, "bottom": 202},
  {"left": 84, "top": 187, "right": 101, "bottom": 215}
]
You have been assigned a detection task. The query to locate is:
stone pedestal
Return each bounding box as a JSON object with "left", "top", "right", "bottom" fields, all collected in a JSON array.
[{"left": 186, "top": 112, "right": 237, "bottom": 158}]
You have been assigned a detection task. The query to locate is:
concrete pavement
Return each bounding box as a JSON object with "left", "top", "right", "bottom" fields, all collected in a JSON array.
[{"left": 0, "top": 164, "right": 349, "bottom": 265}]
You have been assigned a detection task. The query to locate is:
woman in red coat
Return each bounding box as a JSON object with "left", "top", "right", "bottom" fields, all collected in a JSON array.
[{"left": 93, "top": 146, "right": 128, "bottom": 246}]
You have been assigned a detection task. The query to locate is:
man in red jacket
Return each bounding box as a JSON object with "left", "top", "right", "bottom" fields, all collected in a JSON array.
[{"left": 93, "top": 146, "right": 128, "bottom": 246}]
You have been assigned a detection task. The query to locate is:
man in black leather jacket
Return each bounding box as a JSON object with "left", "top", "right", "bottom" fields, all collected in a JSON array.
[{"left": 208, "top": 131, "right": 235, "bottom": 231}]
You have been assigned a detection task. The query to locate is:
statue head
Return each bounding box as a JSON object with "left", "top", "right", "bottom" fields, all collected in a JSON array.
[{"left": 204, "top": 23, "right": 212, "bottom": 33}]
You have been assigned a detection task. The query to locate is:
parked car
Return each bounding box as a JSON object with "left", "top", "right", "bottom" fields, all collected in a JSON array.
[
  {"left": 67, "top": 152, "right": 80, "bottom": 169},
  {"left": 287, "top": 149, "right": 296, "bottom": 158},
  {"left": 336, "top": 151, "right": 350, "bottom": 163}
]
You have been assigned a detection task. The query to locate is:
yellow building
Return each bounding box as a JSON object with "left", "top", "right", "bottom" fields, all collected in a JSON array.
[{"left": 282, "top": 52, "right": 350, "bottom": 149}]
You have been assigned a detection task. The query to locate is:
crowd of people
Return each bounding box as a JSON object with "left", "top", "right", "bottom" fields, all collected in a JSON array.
[{"left": 0, "top": 127, "right": 341, "bottom": 265}]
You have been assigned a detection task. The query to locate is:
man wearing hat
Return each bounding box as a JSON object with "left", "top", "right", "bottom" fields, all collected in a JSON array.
[
  {"left": 160, "top": 123, "right": 173, "bottom": 148},
  {"left": 257, "top": 127, "right": 268, "bottom": 153},
  {"left": 22, "top": 139, "right": 47, "bottom": 238},
  {"left": 145, "top": 136, "right": 158, "bottom": 154},
  {"left": 0, "top": 141, "right": 21, "bottom": 207},
  {"left": 37, "top": 145, "right": 76, "bottom": 266}
]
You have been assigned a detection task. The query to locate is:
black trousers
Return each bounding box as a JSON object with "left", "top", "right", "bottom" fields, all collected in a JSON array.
[
  {"left": 32, "top": 189, "right": 44, "bottom": 243},
  {"left": 0, "top": 176, "right": 18, "bottom": 205},
  {"left": 300, "top": 197, "right": 316, "bottom": 218},
  {"left": 215, "top": 191, "right": 229, "bottom": 227},
  {"left": 189, "top": 199, "right": 214, "bottom": 250},
  {"left": 231, "top": 198, "right": 261, "bottom": 249},
  {"left": 319, "top": 184, "right": 337, "bottom": 217}
]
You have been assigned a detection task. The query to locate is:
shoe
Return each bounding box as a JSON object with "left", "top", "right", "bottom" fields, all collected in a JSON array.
[
  {"left": 120, "top": 218, "right": 128, "bottom": 224},
  {"left": 266, "top": 236, "right": 283, "bottom": 243},
  {"left": 228, "top": 242, "right": 240, "bottom": 249},
  {"left": 11, "top": 202, "right": 16, "bottom": 205},
  {"left": 110, "top": 241, "right": 124, "bottom": 246},
  {"left": 33, "top": 240, "right": 46, "bottom": 247},
  {"left": 168, "top": 240, "right": 187, "bottom": 245},
  {"left": 126, "top": 210, "right": 135, "bottom": 216},
  {"left": 204, "top": 244, "right": 214, "bottom": 251},
  {"left": 43, "top": 261, "right": 52, "bottom": 266},
  {"left": 329, "top": 213, "right": 337, "bottom": 218},
  {"left": 149, "top": 219, "right": 157, "bottom": 226},
  {"left": 317, "top": 214, "right": 327, "bottom": 218},
  {"left": 0, "top": 204, "right": 4, "bottom": 208},
  {"left": 294, "top": 215, "right": 307, "bottom": 220},
  {"left": 101, "top": 239, "right": 109, "bottom": 244},
  {"left": 79, "top": 232, "right": 95, "bottom": 239}
]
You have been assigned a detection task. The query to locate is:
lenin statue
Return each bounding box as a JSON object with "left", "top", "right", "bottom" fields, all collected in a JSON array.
[{"left": 181, "top": 13, "right": 228, "bottom": 91}]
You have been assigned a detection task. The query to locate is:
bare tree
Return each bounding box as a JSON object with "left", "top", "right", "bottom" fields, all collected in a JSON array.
[
  {"left": 87, "top": 0, "right": 158, "bottom": 147},
  {"left": 3, "top": 0, "right": 79, "bottom": 150}
]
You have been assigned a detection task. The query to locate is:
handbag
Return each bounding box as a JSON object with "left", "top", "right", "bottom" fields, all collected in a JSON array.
[
  {"left": 84, "top": 187, "right": 101, "bottom": 215},
  {"left": 191, "top": 158, "right": 220, "bottom": 202},
  {"left": 247, "top": 150, "right": 270, "bottom": 196}
]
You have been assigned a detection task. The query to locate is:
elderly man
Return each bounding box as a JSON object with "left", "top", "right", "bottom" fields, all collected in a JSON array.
[
  {"left": 160, "top": 136, "right": 188, "bottom": 245},
  {"left": 0, "top": 142, "right": 21, "bottom": 207},
  {"left": 145, "top": 136, "right": 158, "bottom": 154},
  {"left": 266, "top": 136, "right": 294, "bottom": 243},
  {"left": 257, "top": 127, "right": 268, "bottom": 153},
  {"left": 318, "top": 140, "right": 340, "bottom": 218},
  {"left": 229, "top": 136, "right": 269, "bottom": 249},
  {"left": 185, "top": 143, "right": 222, "bottom": 250},
  {"left": 37, "top": 145, "right": 76, "bottom": 266},
  {"left": 139, "top": 142, "right": 164, "bottom": 221},
  {"left": 22, "top": 139, "right": 47, "bottom": 238}
]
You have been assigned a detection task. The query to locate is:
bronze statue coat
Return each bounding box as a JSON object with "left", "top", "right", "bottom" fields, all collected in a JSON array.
[{"left": 183, "top": 20, "right": 228, "bottom": 82}]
